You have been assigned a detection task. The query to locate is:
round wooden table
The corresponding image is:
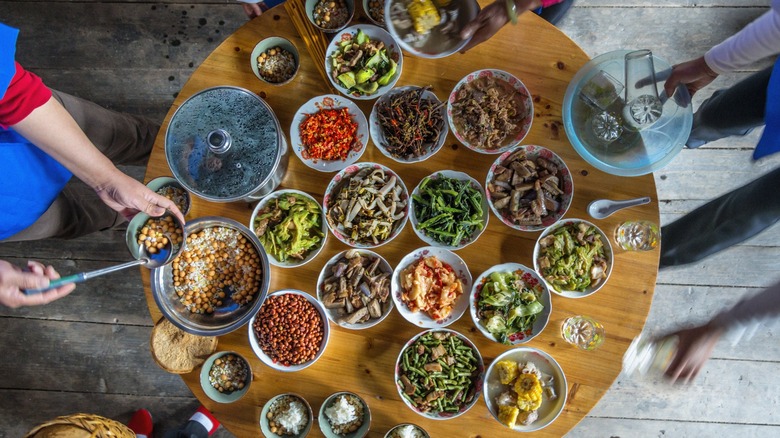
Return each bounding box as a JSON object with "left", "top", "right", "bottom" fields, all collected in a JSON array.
[{"left": 143, "top": 3, "right": 660, "bottom": 436}]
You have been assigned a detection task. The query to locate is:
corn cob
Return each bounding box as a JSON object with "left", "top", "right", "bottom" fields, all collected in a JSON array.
[{"left": 407, "top": 0, "right": 441, "bottom": 35}]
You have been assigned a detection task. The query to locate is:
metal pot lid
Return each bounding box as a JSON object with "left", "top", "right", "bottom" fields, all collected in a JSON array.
[{"left": 165, "top": 86, "right": 282, "bottom": 201}]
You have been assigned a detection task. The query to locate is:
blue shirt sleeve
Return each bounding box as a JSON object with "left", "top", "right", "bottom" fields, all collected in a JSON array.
[{"left": 0, "top": 23, "right": 19, "bottom": 100}]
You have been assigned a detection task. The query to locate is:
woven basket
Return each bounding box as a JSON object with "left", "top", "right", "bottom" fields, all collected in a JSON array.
[{"left": 24, "top": 413, "right": 135, "bottom": 438}]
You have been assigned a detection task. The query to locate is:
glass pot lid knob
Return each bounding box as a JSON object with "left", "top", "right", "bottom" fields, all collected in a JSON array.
[{"left": 207, "top": 129, "right": 232, "bottom": 154}]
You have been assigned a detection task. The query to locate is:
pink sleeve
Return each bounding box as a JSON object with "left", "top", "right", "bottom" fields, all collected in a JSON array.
[{"left": 540, "top": 0, "right": 564, "bottom": 7}]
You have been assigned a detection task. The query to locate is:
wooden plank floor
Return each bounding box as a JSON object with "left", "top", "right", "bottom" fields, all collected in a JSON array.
[{"left": 2, "top": 0, "right": 778, "bottom": 436}]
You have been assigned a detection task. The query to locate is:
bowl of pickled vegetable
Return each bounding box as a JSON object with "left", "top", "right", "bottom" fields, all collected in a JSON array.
[
  {"left": 395, "top": 329, "right": 484, "bottom": 420},
  {"left": 323, "top": 162, "right": 409, "bottom": 248},
  {"left": 369, "top": 85, "right": 448, "bottom": 163},
  {"left": 290, "top": 94, "right": 369, "bottom": 173},
  {"left": 469, "top": 263, "right": 551, "bottom": 345},
  {"left": 249, "top": 189, "right": 328, "bottom": 268},
  {"left": 533, "top": 219, "right": 613, "bottom": 298},
  {"left": 326, "top": 25, "right": 402, "bottom": 100},
  {"left": 307, "top": 0, "right": 355, "bottom": 33},
  {"left": 410, "top": 170, "right": 488, "bottom": 250}
]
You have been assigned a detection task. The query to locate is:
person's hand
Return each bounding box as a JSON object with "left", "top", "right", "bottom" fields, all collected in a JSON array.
[
  {"left": 459, "top": 0, "right": 541, "bottom": 54},
  {"left": 0, "top": 260, "right": 76, "bottom": 308},
  {"left": 94, "top": 170, "right": 185, "bottom": 224},
  {"left": 663, "top": 56, "right": 719, "bottom": 98},
  {"left": 242, "top": 2, "right": 264, "bottom": 19},
  {"left": 663, "top": 323, "right": 724, "bottom": 384}
]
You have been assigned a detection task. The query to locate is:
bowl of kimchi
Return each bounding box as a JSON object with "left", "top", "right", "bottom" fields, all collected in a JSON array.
[{"left": 391, "top": 246, "right": 472, "bottom": 328}]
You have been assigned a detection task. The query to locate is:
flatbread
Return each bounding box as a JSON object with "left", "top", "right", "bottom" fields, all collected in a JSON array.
[{"left": 150, "top": 318, "right": 217, "bottom": 374}]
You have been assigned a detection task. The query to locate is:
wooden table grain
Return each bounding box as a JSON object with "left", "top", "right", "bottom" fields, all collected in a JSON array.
[{"left": 143, "top": 3, "right": 660, "bottom": 436}]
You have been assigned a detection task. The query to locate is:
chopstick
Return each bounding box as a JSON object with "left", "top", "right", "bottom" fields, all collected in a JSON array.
[{"left": 285, "top": 0, "right": 336, "bottom": 92}]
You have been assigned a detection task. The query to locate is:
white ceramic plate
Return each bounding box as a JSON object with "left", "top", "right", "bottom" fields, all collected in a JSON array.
[
  {"left": 469, "top": 263, "right": 551, "bottom": 345},
  {"left": 391, "top": 246, "right": 472, "bottom": 328},
  {"left": 323, "top": 162, "right": 409, "bottom": 249},
  {"left": 533, "top": 218, "right": 614, "bottom": 298},
  {"left": 447, "top": 69, "right": 533, "bottom": 154},
  {"left": 248, "top": 289, "right": 331, "bottom": 372},
  {"left": 483, "top": 347, "right": 568, "bottom": 432},
  {"left": 410, "top": 170, "right": 488, "bottom": 250},
  {"left": 316, "top": 249, "right": 394, "bottom": 330},
  {"left": 290, "top": 94, "right": 368, "bottom": 173},
  {"left": 485, "top": 144, "right": 574, "bottom": 232},
  {"left": 249, "top": 189, "right": 327, "bottom": 268},
  {"left": 369, "top": 86, "right": 448, "bottom": 163},
  {"left": 325, "top": 24, "right": 403, "bottom": 100}
]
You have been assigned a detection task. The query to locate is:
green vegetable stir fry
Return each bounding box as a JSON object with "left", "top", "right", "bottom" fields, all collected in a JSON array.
[
  {"left": 412, "top": 174, "right": 485, "bottom": 247},
  {"left": 476, "top": 270, "right": 544, "bottom": 344},
  {"left": 253, "top": 193, "right": 324, "bottom": 262},
  {"left": 397, "top": 331, "right": 481, "bottom": 415},
  {"left": 330, "top": 29, "right": 398, "bottom": 96},
  {"left": 536, "top": 222, "right": 609, "bottom": 292}
]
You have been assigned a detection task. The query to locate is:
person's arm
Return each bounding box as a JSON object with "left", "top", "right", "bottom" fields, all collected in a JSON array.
[
  {"left": 459, "top": 0, "right": 560, "bottom": 53},
  {"left": 665, "top": 279, "right": 780, "bottom": 383},
  {"left": 664, "top": 0, "right": 780, "bottom": 97},
  {"left": 0, "top": 260, "right": 76, "bottom": 308}
]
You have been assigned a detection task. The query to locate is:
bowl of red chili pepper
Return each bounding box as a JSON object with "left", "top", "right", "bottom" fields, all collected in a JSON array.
[{"left": 290, "top": 94, "right": 369, "bottom": 173}]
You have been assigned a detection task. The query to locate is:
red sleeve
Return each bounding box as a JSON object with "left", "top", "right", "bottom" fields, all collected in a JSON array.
[
  {"left": 540, "top": 0, "right": 564, "bottom": 7},
  {"left": 0, "top": 61, "right": 52, "bottom": 129}
]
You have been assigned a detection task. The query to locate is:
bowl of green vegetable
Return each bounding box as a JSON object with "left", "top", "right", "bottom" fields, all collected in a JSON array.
[
  {"left": 325, "top": 25, "right": 403, "bottom": 100},
  {"left": 469, "top": 263, "right": 551, "bottom": 345},
  {"left": 249, "top": 189, "right": 328, "bottom": 268},
  {"left": 533, "top": 219, "right": 613, "bottom": 298},
  {"left": 410, "top": 170, "right": 488, "bottom": 250},
  {"left": 395, "top": 329, "right": 484, "bottom": 420}
]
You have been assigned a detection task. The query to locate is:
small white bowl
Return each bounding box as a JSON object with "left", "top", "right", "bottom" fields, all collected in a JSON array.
[
  {"left": 384, "top": 424, "right": 429, "bottom": 438},
  {"left": 145, "top": 176, "right": 191, "bottom": 216},
  {"left": 318, "top": 391, "right": 371, "bottom": 438},
  {"left": 410, "top": 170, "right": 488, "bottom": 250},
  {"left": 447, "top": 69, "right": 533, "bottom": 154},
  {"left": 290, "top": 94, "right": 369, "bottom": 173},
  {"left": 363, "top": 0, "right": 386, "bottom": 27},
  {"left": 316, "top": 249, "right": 394, "bottom": 329},
  {"left": 323, "top": 162, "right": 409, "bottom": 249},
  {"left": 325, "top": 24, "right": 403, "bottom": 100},
  {"left": 249, "top": 189, "right": 327, "bottom": 268},
  {"left": 483, "top": 347, "right": 568, "bottom": 432},
  {"left": 485, "top": 145, "right": 574, "bottom": 232},
  {"left": 248, "top": 290, "right": 331, "bottom": 372},
  {"left": 469, "top": 263, "right": 551, "bottom": 345},
  {"left": 260, "top": 393, "right": 314, "bottom": 438},
  {"left": 369, "top": 86, "right": 447, "bottom": 163},
  {"left": 306, "top": 0, "right": 355, "bottom": 34},
  {"left": 250, "top": 37, "right": 300, "bottom": 86},
  {"left": 199, "top": 351, "right": 252, "bottom": 404},
  {"left": 533, "top": 218, "right": 614, "bottom": 298},
  {"left": 394, "top": 329, "right": 484, "bottom": 420},
  {"left": 391, "top": 246, "right": 472, "bottom": 328}
]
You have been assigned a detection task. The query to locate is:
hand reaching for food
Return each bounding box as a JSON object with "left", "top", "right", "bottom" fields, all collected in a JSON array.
[
  {"left": 459, "top": 0, "right": 541, "bottom": 54},
  {"left": 94, "top": 170, "right": 185, "bottom": 224},
  {"left": 0, "top": 260, "right": 75, "bottom": 308}
]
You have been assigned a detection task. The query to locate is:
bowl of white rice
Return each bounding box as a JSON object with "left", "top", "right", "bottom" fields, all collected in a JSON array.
[
  {"left": 260, "top": 393, "right": 313, "bottom": 438},
  {"left": 384, "top": 423, "right": 429, "bottom": 438},
  {"left": 318, "top": 391, "right": 371, "bottom": 438}
]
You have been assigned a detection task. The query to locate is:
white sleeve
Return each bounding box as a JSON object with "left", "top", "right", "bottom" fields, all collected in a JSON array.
[
  {"left": 704, "top": 0, "right": 780, "bottom": 74},
  {"left": 710, "top": 278, "right": 780, "bottom": 345}
]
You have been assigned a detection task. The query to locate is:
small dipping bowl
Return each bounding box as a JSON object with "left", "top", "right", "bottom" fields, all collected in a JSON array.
[
  {"left": 260, "top": 393, "right": 314, "bottom": 438},
  {"left": 384, "top": 424, "right": 429, "bottom": 438},
  {"left": 251, "top": 37, "right": 300, "bottom": 86},
  {"left": 199, "top": 351, "right": 252, "bottom": 404},
  {"left": 318, "top": 391, "right": 371, "bottom": 438},
  {"left": 146, "top": 176, "right": 191, "bottom": 216},
  {"left": 306, "top": 0, "right": 355, "bottom": 33},
  {"left": 363, "top": 0, "right": 386, "bottom": 27},
  {"left": 125, "top": 209, "right": 186, "bottom": 267}
]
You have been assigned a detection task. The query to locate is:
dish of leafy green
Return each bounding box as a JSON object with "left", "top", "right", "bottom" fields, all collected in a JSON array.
[{"left": 535, "top": 220, "right": 610, "bottom": 294}]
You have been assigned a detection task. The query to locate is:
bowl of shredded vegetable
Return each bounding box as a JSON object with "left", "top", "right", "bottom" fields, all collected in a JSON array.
[
  {"left": 249, "top": 189, "right": 328, "bottom": 268},
  {"left": 391, "top": 246, "right": 472, "bottom": 328},
  {"left": 485, "top": 145, "right": 574, "bottom": 232},
  {"left": 369, "top": 85, "right": 448, "bottom": 163},
  {"left": 469, "top": 263, "right": 551, "bottom": 345},
  {"left": 290, "top": 94, "right": 369, "bottom": 173},
  {"left": 533, "top": 219, "right": 613, "bottom": 298},
  {"left": 324, "top": 162, "right": 410, "bottom": 248},
  {"left": 410, "top": 170, "right": 488, "bottom": 250}
]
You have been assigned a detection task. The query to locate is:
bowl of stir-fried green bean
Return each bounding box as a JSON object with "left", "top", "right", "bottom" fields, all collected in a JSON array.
[
  {"left": 394, "top": 329, "right": 484, "bottom": 420},
  {"left": 533, "top": 219, "right": 613, "bottom": 298},
  {"left": 410, "top": 170, "right": 488, "bottom": 249},
  {"left": 469, "top": 263, "right": 551, "bottom": 345}
]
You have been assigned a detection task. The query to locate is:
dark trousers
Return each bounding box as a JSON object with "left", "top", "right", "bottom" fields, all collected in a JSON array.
[
  {"left": 163, "top": 421, "right": 209, "bottom": 438},
  {"left": 660, "top": 66, "right": 776, "bottom": 268}
]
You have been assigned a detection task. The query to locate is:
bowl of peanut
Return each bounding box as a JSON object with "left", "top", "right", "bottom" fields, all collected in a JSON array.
[
  {"left": 248, "top": 289, "right": 331, "bottom": 372},
  {"left": 150, "top": 216, "right": 271, "bottom": 336},
  {"left": 251, "top": 37, "right": 300, "bottom": 86}
]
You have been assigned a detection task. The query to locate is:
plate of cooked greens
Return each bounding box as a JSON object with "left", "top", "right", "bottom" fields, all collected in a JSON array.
[
  {"left": 470, "top": 263, "right": 551, "bottom": 345},
  {"left": 410, "top": 170, "right": 488, "bottom": 250},
  {"left": 533, "top": 219, "right": 613, "bottom": 298}
]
